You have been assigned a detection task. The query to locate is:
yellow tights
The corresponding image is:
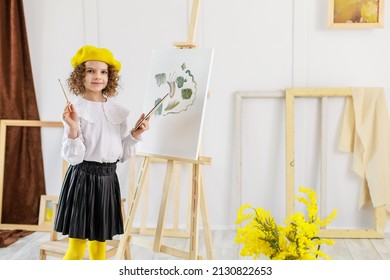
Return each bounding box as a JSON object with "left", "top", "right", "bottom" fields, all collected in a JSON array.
[{"left": 63, "top": 238, "right": 106, "bottom": 260}]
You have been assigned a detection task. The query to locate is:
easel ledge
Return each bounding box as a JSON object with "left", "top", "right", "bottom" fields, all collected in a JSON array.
[
  {"left": 136, "top": 152, "right": 212, "bottom": 165},
  {"left": 172, "top": 0, "right": 200, "bottom": 49}
]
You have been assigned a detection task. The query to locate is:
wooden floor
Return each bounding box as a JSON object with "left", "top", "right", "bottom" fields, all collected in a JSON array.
[{"left": 1, "top": 230, "right": 390, "bottom": 260}]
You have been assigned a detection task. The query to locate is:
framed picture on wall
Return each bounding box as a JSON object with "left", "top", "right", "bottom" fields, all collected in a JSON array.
[{"left": 328, "top": 0, "right": 384, "bottom": 29}]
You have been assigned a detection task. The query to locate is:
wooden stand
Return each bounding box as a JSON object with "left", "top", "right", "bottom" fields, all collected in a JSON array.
[
  {"left": 115, "top": 0, "right": 214, "bottom": 259},
  {"left": 115, "top": 154, "right": 213, "bottom": 259}
]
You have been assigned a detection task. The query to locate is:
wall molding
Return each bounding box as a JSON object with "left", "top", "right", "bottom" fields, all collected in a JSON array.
[
  {"left": 83, "top": 0, "right": 99, "bottom": 46},
  {"left": 292, "top": 0, "right": 307, "bottom": 87}
]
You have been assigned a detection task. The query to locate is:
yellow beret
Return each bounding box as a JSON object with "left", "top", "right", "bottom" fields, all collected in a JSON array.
[{"left": 71, "top": 45, "right": 121, "bottom": 72}]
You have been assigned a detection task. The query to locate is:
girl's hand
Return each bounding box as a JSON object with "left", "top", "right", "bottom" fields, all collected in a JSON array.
[
  {"left": 131, "top": 113, "right": 150, "bottom": 139},
  {"left": 62, "top": 102, "right": 79, "bottom": 138}
]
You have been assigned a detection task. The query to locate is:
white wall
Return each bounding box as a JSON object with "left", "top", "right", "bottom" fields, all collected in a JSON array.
[{"left": 23, "top": 0, "right": 390, "bottom": 232}]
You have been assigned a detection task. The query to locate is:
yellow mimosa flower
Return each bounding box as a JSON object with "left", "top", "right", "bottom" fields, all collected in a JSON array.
[{"left": 235, "top": 186, "right": 337, "bottom": 260}]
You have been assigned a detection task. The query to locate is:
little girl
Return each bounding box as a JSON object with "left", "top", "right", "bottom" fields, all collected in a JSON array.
[{"left": 54, "top": 45, "right": 149, "bottom": 260}]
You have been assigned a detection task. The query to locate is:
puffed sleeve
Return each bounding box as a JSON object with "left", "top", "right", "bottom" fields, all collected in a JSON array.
[
  {"left": 61, "top": 122, "right": 86, "bottom": 165},
  {"left": 119, "top": 118, "right": 139, "bottom": 162}
]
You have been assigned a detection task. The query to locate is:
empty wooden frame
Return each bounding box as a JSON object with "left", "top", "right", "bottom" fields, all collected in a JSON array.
[
  {"left": 234, "top": 90, "right": 285, "bottom": 213},
  {"left": 286, "top": 88, "right": 385, "bottom": 238},
  {"left": 0, "top": 119, "right": 63, "bottom": 231}
]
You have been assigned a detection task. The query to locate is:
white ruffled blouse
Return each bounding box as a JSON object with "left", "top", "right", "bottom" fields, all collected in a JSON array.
[{"left": 61, "top": 97, "right": 139, "bottom": 165}]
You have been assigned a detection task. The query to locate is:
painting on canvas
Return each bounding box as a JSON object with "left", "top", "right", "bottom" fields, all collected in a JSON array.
[
  {"left": 137, "top": 48, "right": 214, "bottom": 160},
  {"left": 328, "top": 0, "right": 384, "bottom": 28}
]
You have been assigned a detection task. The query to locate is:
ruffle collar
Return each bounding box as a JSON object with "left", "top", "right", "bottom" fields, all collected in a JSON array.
[{"left": 74, "top": 97, "right": 129, "bottom": 125}]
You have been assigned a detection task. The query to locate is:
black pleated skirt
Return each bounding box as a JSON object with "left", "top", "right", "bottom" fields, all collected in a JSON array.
[{"left": 54, "top": 161, "right": 124, "bottom": 242}]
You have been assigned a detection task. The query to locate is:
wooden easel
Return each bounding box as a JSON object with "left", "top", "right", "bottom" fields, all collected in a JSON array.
[{"left": 115, "top": 0, "right": 214, "bottom": 260}]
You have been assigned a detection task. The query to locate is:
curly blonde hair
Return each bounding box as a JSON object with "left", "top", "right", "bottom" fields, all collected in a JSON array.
[{"left": 67, "top": 62, "right": 120, "bottom": 97}]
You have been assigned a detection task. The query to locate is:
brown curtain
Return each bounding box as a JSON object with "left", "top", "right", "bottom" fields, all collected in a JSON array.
[{"left": 0, "top": 0, "right": 45, "bottom": 224}]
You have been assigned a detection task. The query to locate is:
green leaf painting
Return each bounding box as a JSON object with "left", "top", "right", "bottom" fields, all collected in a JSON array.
[
  {"left": 155, "top": 73, "right": 166, "bottom": 87},
  {"left": 176, "top": 76, "right": 186, "bottom": 88},
  {"left": 181, "top": 88, "right": 192, "bottom": 99},
  {"left": 153, "top": 61, "right": 198, "bottom": 116},
  {"left": 165, "top": 100, "right": 180, "bottom": 111}
]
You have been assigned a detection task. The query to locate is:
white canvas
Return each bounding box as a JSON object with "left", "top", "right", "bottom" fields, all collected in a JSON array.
[{"left": 137, "top": 48, "right": 214, "bottom": 160}]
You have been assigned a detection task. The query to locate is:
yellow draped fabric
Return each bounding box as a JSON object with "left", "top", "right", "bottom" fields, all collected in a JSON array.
[{"left": 339, "top": 88, "right": 390, "bottom": 213}]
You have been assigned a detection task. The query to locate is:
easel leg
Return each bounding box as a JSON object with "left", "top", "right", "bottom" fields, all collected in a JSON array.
[
  {"left": 115, "top": 157, "right": 150, "bottom": 259},
  {"left": 189, "top": 163, "right": 200, "bottom": 259},
  {"left": 199, "top": 169, "right": 213, "bottom": 259},
  {"left": 153, "top": 160, "right": 175, "bottom": 252},
  {"left": 172, "top": 163, "right": 182, "bottom": 232}
]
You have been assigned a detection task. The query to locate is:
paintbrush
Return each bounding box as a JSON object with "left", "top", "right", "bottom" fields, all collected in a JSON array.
[
  {"left": 132, "top": 93, "right": 169, "bottom": 132},
  {"left": 58, "top": 79, "right": 69, "bottom": 103}
]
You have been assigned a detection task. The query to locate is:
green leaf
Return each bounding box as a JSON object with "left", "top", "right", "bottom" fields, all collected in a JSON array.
[{"left": 181, "top": 88, "right": 192, "bottom": 99}]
